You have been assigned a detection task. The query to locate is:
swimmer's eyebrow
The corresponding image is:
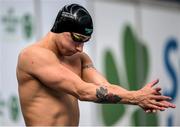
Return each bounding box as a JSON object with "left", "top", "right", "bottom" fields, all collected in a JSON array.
[{"left": 82, "top": 64, "right": 95, "bottom": 69}]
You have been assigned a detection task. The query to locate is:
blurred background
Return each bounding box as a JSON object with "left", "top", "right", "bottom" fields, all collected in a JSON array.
[{"left": 0, "top": 0, "right": 179, "bottom": 126}]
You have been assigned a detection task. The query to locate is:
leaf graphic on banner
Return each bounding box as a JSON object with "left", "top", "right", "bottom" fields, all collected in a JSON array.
[
  {"left": 1, "top": 8, "right": 18, "bottom": 33},
  {"left": 21, "top": 13, "right": 33, "bottom": 39},
  {"left": 101, "top": 24, "right": 158, "bottom": 126},
  {"left": 123, "top": 25, "right": 149, "bottom": 90},
  {"left": 8, "top": 96, "right": 19, "bottom": 121},
  {"left": 102, "top": 50, "right": 125, "bottom": 126},
  {"left": 123, "top": 25, "right": 158, "bottom": 125},
  {"left": 132, "top": 108, "right": 158, "bottom": 126}
]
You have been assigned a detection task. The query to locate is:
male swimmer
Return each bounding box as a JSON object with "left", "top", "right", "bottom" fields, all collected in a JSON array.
[{"left": 16, "top": 4, "right": 175, "bottom": 126}]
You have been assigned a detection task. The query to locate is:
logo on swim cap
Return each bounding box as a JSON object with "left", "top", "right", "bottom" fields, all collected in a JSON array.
[
  {"left": 61, "top": 12, "right": 74, "bottom": 19},
  {"left": 85, "top": 28, "right": 93, "bottom": 34}
]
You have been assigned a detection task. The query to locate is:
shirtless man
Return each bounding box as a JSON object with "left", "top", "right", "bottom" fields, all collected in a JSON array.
[{"left": 16, "top": 4, "right": 175, "bottom": 126}]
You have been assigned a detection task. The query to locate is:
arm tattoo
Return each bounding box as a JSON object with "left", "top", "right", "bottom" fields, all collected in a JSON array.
[
  {"left": 82, "top": 64, "right": 95, "bottom": 69},
  {"left": 96, "top": 86, "right": 121, "bottom": 103}
]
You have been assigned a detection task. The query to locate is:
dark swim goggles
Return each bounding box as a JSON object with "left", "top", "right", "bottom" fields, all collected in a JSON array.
[{"left": 71, "top": 32, "right": 90, "bottom": 43}]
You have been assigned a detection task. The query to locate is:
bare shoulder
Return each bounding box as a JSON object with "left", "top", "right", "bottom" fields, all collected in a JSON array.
[
  {"left": 17, "top": 45, "right": 58, "bottom": 72},
  {"left": 79, "top": 52, "right": 92, "bottom": 62}
]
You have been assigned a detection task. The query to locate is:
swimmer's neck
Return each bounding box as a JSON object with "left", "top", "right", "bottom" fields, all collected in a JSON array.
[{"left": 38, "top": 32, "right": 65, "bottom": 58}]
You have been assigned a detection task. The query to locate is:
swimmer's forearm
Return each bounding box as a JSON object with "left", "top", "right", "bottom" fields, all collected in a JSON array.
[
  {"left": 90, "top": 83, "right": 175, "bottom": 111},
  {"left": 78, "top": 83, "right": 137, "bottom": 105},
  {"left": 94, "top": 85, "right": 137, "bottom": 104}
]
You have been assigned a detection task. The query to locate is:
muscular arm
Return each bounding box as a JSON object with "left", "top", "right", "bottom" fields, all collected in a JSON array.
[
  {"left": 80, "top": 53, "right": 176, "bottom": 111},
  {"left": 17, "top": 48, "right": 175, "bottom": 111},
  {"left": 17, "top": 48, "right": 132, "bottom": 103},
  {"left": 81, "top": 53, "right": 109, "bottom": 85}
]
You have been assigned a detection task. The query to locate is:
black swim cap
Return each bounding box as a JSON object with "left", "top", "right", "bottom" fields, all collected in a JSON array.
[{"left": 51, "top": 4, "right": 93, "bottom": 36}]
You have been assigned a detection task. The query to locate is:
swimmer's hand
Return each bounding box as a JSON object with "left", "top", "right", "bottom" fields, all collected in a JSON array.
[{"left": 131, "top": 79, "right": 176, "bottom": 112}]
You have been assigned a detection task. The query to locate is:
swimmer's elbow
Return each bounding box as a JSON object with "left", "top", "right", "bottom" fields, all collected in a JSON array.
[
  {"left": 77, "top": 83, "right": 96, "bottom": 102},
  {"left": 78, "top": 92, "right": 90, "bottom": 101},
  {"left": 78, "top": 93, "right": 94, "bottom": 102}
]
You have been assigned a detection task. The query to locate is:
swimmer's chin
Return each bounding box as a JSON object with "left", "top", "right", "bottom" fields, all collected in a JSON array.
[{"left": 64, "top": 51, "right": 78, "bottom": 56}]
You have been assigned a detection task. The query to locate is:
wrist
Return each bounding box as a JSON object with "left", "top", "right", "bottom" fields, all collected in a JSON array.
[{"left": 126, "top": 91, "right": 139, "bottom": 105}]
